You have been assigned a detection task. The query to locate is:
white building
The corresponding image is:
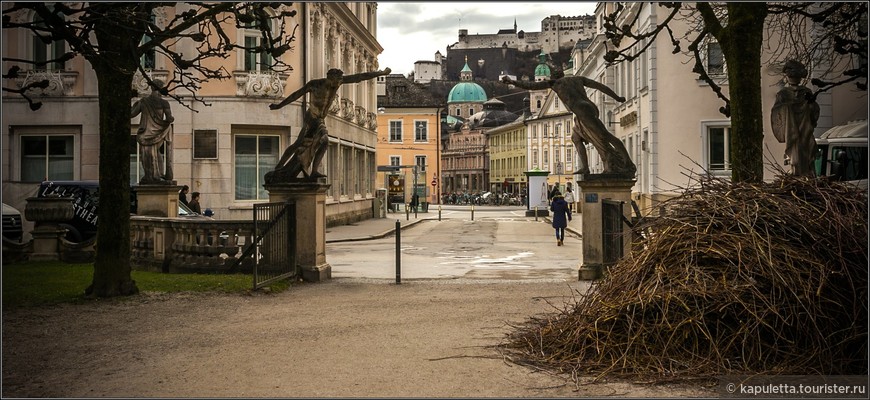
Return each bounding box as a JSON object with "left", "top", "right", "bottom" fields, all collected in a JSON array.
[{"left": 569, "top": 2, "right": 867, "bottom": 213}]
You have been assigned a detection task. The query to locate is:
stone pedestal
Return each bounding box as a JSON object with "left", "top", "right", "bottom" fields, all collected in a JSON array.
[
  {"left": 265, "top": 179, "right": 331, "bottom": 282},
  {"left": 135, "top": 183, "right": 181, "bottom": 217},
  {"left": 25, "top": 196, "right": 75, "bottom": 261},
  {"left": 576, "top": 174, "right": 635, "bottom": 280}
]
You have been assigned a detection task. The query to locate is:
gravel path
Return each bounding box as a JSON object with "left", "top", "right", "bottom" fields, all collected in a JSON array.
[{"left": 2, "top": 279, "right": 715, "bottom": 398}]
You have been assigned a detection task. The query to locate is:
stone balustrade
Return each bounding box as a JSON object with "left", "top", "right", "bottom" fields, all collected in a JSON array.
[{"left": 131, "top": 217, "right": 257, "bottom": 274}]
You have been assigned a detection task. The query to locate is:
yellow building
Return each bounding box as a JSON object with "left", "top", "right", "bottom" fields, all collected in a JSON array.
[{"left": 487, "top": 111, "right": 528, "bottom": 195}]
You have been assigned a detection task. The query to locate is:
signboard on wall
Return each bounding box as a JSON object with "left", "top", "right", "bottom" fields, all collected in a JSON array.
[{"left": 388, "top": 174, "right": 404, "bottom": 195}]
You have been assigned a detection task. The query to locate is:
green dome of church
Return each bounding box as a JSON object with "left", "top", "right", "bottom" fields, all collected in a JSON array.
[
  {"left": 534, "top": 63, "right": 551, "bottom": 78},
  {"left": 534, "top": 50, "right": 551, "bottom": 78},
  {"left": 447, "top": 82, "right": 488, "bottom": 103}
]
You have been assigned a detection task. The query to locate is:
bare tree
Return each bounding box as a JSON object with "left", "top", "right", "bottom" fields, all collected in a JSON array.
[
  {"left": 600, "top": 2, "right": 866, "bottom": 182},
  {"left": 2, "top": 2, "right": 298, "bottom": 297}
]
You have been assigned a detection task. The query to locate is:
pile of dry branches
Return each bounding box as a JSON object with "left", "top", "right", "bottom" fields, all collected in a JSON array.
[{"left": 500, "top": 174, "right": 867, "bottom": 381}]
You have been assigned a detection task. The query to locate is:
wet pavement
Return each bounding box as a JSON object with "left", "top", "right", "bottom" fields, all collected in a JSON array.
[{"left": 325, "top": 206, "right": 584, "bottom": 281}]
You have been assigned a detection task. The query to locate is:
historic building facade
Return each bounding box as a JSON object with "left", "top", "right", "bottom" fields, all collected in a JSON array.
[
  {"left": 2, "top": 2, "right": 385, "bottom": 236},
  {"left": 572, "top": 2, "right": 867, "bottom": 214},
  {"left": 375, "top": 74, "right": 443, "bottom": 205}
]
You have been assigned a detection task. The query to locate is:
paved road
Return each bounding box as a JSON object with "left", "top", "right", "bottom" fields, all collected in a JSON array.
[{"left": 327, "top": 206, "right": 582, "bottom": 281}]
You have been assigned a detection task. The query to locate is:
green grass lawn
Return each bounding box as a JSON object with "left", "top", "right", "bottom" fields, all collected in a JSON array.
[{"left": 2, "top": 261, "right": 289, "bottom": 308}]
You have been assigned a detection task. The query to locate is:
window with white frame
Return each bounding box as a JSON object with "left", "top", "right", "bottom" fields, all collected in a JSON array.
[
  {"left": 390, "top": 156, "right": 401, "bottom": 167},
  {"left": 703, "top": 122, "right": 731, "bottom": 174},
  {"left": 21, "top": 135, "right": 74, "bottom": 182},
  {"left": 31, "top": 12, "right": 66, "bottom": 71},
  {"left": 241, "top": 14, "right": 274, "bottom": 71},
  {"left": 414, "top": 121, "right": 428, "bottom": 142},
  {"left": 415, "top": 155, "right": 426, "bottom": 172},
  {"left": 389, "top": 120, "right": 402, "bottom": 142},
  {"left": 234, "top": 134, "right": 279, "bottom": 200},
  {"left": 705, "top": 41, "right": 726, "bottom": 76},
  {"left": 342, "top": 145, "right": 352, "bottom": 197},
  {"left": 532, "top": 149, "right": 538, "bottom": 167}
]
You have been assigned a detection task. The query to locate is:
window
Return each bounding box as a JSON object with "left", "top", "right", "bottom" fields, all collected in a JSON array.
[
  {"left": 543, "top": 149, "right": 549, "bottom": 165},
  {"left": 704, "top": 123, "right": 731, "bottom": 174},
  {"left": 390, "top": 156, "right": 401, "bottom": 167},
  {"left": 532, "top": 149, "right": 538, "bottom": 167},
  {"left": 140, "top": 13, "right": 156, "bottom": 69},
  {"left": 242, "top": 17, "right": 273, "bottom": 71},
  {"left": 31, "top": 11, "right": 66, "bottom": 71},
  {"left": 21, "top": 135, "right": 74, "bottom": 182},
  {"left": 193, "top": 129, "right": 218, "bottom": 159},
  {"left": 415, "top": 155, "right": 427, "bottom": 172},
  {"left": 414, "top": 121, "right": 428, "bottom": 142},
  {"left": 706, "top": 42, "right": 726, "bottom": 76},
  {"left": 234, "top": 135, "right": 279, "bottom": 200},
  {"left": 342, "top": 145, "right": 352, "bottom": 197},
  {"left": 389, "top": 121, "right": 402, "bottom": 142}
]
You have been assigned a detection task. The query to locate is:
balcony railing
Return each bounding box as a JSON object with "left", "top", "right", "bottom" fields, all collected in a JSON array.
[
  {"left": 233, "top": 71, "right": 289, "bottom": 97},
  {"left": 131, "top": 217, "right": 256, "bottom": 273}
]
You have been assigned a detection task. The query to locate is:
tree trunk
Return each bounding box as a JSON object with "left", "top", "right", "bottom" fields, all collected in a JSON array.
[
  {"left": 85, "top": 9, "right": 143, "bottom": 297},
  {"left": 723, "top": 3, "right": 768, "bottom": 182}
]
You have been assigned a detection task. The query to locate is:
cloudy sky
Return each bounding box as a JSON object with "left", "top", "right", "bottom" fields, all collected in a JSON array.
[{"left": 376, "top": 2, "right": 597, "bottom": 75}]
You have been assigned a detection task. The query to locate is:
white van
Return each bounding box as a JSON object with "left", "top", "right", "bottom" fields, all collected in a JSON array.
[{"left": 813, "top": 119, "right": 868, "bottom": 189}]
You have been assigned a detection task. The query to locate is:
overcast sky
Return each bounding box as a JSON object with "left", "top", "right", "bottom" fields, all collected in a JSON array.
[{"left": 376, "top": 2, "right": 598, "bottom": 75}]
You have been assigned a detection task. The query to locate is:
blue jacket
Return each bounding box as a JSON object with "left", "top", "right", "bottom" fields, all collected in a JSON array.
[{"left": 550, "top": 195, "right": 572, "bottom": 228}]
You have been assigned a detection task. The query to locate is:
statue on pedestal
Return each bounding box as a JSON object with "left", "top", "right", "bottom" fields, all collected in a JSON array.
[
  {"left": 266, "top": 67, "right": 391, "bottom": 183},
  {"left": 502, "top": 75, "right": 636, "bottom": 177},
  {"left": 771, "top": 60, "right": 820, "bottom": 176},
  {"left": 131, "top": 79, "right": 175, "bottom": 184}
]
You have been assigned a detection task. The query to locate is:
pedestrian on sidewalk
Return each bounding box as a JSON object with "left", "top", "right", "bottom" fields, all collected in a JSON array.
[
  {"left": 179, "top": 185, "right": 190, "bottom": 207},
  {"left": 189, "top": 191, "right": 202, "bottom": 214},
  {"left": 550, "top": 189, "right": 571, "bottom": 246},
  {"left": 564, "top": 187, "right": 575, "bottom": 212}
]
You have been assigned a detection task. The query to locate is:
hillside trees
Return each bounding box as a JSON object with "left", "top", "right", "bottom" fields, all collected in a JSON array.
[{"left": 2, "top": 2, "right": 298, "bottom": 297}]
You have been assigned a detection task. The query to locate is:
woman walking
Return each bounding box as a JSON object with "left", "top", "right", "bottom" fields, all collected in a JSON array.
[{"left": 550, "top": 189, "right": 572, "bottom": 246}]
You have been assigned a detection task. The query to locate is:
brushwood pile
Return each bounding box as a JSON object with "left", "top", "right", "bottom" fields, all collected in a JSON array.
[{"left": 500, "top": 174, "right": 868, "bottom": 381}]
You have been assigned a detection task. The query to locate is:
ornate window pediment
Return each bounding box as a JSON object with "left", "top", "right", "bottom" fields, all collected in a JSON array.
[
  {"left": 15, "top": 70, "right": 77, "bottom": 97},
  {"left": 132, "top": 69, "right": 170, "bottom": 94}
]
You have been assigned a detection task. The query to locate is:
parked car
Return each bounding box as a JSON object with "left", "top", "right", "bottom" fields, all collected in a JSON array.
[
  {"left": 37, "top": 181, "right": 201, "bottom": 243},
  {"left": 814, "top": 119, "right": 868, "bottom": 189},
  {"left": 2, "top": 203, "right": 23, "bottom": 242}
]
